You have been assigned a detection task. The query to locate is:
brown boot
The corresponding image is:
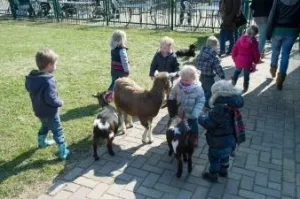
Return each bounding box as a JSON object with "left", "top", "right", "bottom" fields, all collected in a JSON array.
[
  {"left": 276, "top": 73, "right": 286, "bottom": 90},
  {"left": 270, "top": 65, "right": 277, "bottom": 78}
]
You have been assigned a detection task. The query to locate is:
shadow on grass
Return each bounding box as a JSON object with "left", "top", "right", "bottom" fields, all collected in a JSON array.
[{"left": 60, "top": 104, "right": 100, "bottom": 122}]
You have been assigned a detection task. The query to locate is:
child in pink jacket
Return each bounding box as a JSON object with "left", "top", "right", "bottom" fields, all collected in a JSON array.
[{"left": 231, "top": 25, "right": 260, "bottom": 93}]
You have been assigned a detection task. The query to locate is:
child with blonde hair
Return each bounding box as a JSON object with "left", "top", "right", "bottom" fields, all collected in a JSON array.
[
  {"left": 149, "top": 36, "right": 180, "bottom": 80},
  {"left": 196, "top": 36, "right": 225, "bottom": 108},
  {"left": 231, "top": 25, "right": 260, "bottom": 93},
  {"left": 25, "top": 48, "right": 69, "bottom": 160},
  {"left": 168, "top": 65, "right": 205, "bottom": 146},
  {"left": 108, "top": 30, "right": 130, "bottom": 91}
]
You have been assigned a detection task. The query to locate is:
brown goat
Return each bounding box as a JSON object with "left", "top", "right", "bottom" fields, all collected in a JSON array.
[{"left": 113, "top": 72, "right": 176, "bottom": 144}]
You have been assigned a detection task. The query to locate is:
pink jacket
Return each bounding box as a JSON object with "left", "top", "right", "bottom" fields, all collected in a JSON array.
[{"left": 232, "top": 35, "right": 260, "bottom": 69}]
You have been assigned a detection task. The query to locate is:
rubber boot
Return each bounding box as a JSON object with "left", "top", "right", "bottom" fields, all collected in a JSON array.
[
  {"left": 58, "top": 143, "right": 70, "bottom": 160},
  {"left": 276, "top": 73, "right": 286, "bottom": 90},
  {"left": 38, "top": 135, "right": 55, "bottom": 148},
  {"left": 219, "top": 168, "right": 228, "bottom": 177},
  {"left": 202, "top": 172, "right": 218, "bottom": 182},
  {"left": 270, "top": 65, "right": 277, "bottom": 78}
]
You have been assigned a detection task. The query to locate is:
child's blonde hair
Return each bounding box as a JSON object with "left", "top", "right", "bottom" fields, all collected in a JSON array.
[
  {"left": 110, "top": 30, "right": 127, "bottom": 50},
  {"left": 160, "top": 36, "right": 174, "bottom": 48},
  {"left": 206, "top": 36, "right": 219, "bottom": 49},
  {"left": 246, "top": 25, "right": 259, "bottom": 37},
  {"left": 35, "top": 48, "right": 58, "bottom": 70},
  {"left": 180, "top": 65, "right": 200, "bottom": 81}
]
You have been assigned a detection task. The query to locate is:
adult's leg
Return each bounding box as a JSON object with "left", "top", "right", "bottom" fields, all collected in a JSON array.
[{"left": 270, "top": 36, "right": 283, "bottom": 78}]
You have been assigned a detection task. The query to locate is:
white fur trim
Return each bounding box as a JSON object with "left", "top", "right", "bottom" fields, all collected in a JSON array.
[{"left": 209, "top": 80, "right": 242, "bottom": 108}]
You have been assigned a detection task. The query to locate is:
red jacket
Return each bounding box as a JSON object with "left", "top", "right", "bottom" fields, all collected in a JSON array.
[{"left": 232, "top": 35, "right": 260, "bottom": 69}]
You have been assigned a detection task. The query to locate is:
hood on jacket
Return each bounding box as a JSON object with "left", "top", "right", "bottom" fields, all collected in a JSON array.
[
  {"left": 25, "top": 70, "right": 53, "bottom": 93},
  {"left": 237, "top": 35, "right": 255, "bottom": 49},
  {"left": 209, "top": 80, "right": 242, "bottom": 108},
  {"left": 280, "top": 0, "right": 299, "bottom": 6}
]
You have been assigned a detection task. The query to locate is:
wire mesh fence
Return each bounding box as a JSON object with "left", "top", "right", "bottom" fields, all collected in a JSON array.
[{"left": 1, "top": 0, "right": 253, "bottom": 32}]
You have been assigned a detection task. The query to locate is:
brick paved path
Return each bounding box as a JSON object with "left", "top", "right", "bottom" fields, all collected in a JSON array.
[{"left": 38, "top": 46, "right": 300, "bottom": 199}]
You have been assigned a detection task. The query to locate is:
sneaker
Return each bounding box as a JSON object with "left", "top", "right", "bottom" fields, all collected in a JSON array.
[
  {"left": 202, "top": 172, "right": 218, "bottom": 182},
  {"left": 58, "top": 143, "right": 70, "bottom": 160},
  {"left": 38, "top": 135, "right": 55, "bottom": 148}
]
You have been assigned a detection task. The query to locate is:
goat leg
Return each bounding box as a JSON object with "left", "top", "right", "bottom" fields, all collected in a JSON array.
[
  {"left": 93, "top": 138, "right": 99, "bottom": 161},
  {"left": 176, "top": 151, "right": 183, "bottom": 178},
  {"left": 167, "top": 133, "right": 174, "bottom": 156},
  {"left": 142, "top": 128, "right": 148, "bottom": 144},
  {"left": 147, "top": 120, "right": 153, "bottom": 144},
  {"left": 188, "top": 153, "right": 193, "bottom": 173},
  {"left": 107, "top": 138, "right": 115, "bottom": 156},
  {"left": 183, "top": 152, "right": 187, "bottom": 162}
]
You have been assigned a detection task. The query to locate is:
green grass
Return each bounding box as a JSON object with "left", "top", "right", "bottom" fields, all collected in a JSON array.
[{"left": 0, "top": 21, "right": 209, "bottom": 198}]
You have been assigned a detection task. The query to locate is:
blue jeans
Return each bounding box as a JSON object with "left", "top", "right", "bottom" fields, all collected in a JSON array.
[
  {"left": 220, "top": 30, "right": 234, "bottom": 54},
  {"left": 187, "top": 118, "right": 199, "bottom": 134},
  {"left": 257, "top": 23, "right": 267, "bottom": 53},
  {"left": 39, "top": 114, "right": 65, "bottom": 144},
  {"left": 271, "top": 35, "right": 297, "bottom": 75},
  {"left": 200, "top": 75, "right": 214, "bottom": 108},
  {"left": 208, "top": 147, "right": 232, "bottom": 173},
  {"left": 232, "top": 68, "right": 250, "bottom": 90}
]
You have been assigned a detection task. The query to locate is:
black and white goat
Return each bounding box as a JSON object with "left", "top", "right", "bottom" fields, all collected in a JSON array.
[
  {"left": 166, "top": 99, "right": 194, "bottom": 178},
  {"left": 92, "top": 91, "right": 119, "bottom": 161},
  {"left": 175, "top": 44, "right": 196, "bottom": 58}
]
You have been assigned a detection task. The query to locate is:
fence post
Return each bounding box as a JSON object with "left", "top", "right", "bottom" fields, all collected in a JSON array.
[
  {"left": 170, "top": 0, "right": 174, "bottom": 30},
  {"left": 51, "top": 0, "right": 60, "bottom": 22},
  {"left": 105, "top": 0, "right": 109, "bottom": 26}
]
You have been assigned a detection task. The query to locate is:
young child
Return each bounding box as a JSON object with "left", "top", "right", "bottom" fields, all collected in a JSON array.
[
  {"left": 108, "top": 30, "right": 130, "bottom": 91},
  {"left": 168, "top": 65, "right": 205, "bottom": 146},
  {"left": 196, "top": 36, "right": 225, "bottom": 108},
  {"left": 198, "top": 80, "right": 244, "bottom": 182},
  {"left": 149, "top": 36, "right": 180, "bottom": 80},
  {"left": 231, "top": 25, "right": 260, "bottom": 93},
  {"left": 25, "top": 48, "right": 69, "bottom": 160}
]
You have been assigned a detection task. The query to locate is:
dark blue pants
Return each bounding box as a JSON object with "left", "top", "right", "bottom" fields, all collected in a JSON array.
[
  {"left": 232, "top": 68, "right": 250, "bottom": 90},
  {"left": 38, "top": 114, "right": 65, "bottom": 144},
  {"left": 200, "top": 75, "right": 215, "bottom": 108},
  {"left": 208, "top": 147, "right": 232, "bottom": 173}
]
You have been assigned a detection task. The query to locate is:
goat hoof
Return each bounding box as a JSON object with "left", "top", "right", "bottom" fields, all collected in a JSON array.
[
  {"left": 183, "top": 157, "right": 187, "bottom": 162},
  {"left": 188, "top": 167, "right": 192, "bottom": 173},
  {"left": 94, "top": 156, "right": 99, "bottom": 161},
  {"left": 108, "top": 151, "right": 115, "bottom": 156},
  {"left": 168, "top": 150, "right": 173, "bottom": 156}
]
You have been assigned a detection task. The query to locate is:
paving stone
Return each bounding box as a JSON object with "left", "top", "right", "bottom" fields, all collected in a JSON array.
[
  {"left": 253, "top": 185, "right": 281, "bottom": 198},
  {"left": 125, "top": 177, "right": 144, "bottom": 191},
  {"left": 187, "top": 176, "right": 211, "bottom": 187},
  {"left": 47, "top": 180, "right": 67, "bottom": 196},
  {"left": 101, "top": 194, "right": 122, "bottom": 199},
  {"left": 64, "top": 167, "right": 85, "bottom": 181},
  {"left": 208, "top": 183, "right": 225, "bottom": 199},
  {"left": 282, "top": 182, "right": 295, "bottom": 198},
  {"left": 225, "top": 179, "right": 239, "bottom": 195},
  {"left": 106, "top": 181, "right": 127, "bottom": 197},
  {"left": 63, "top": 182, "right": 80, "bottom": 192},
  {"left": 74, "top": 177, "right": 99, "bottom": 188},
  {"left": 124, "top": 167, "right": 149, "bottom": 178},
  {"left": 268, "top": 182, "right": 281, "bottom": 191},
  {"left": 191, "top": 186, "right": 209, "bottom": 199},
  {"left": 37, "top": 194, "right": 53, "bottom": 199},
  {"left": 87, "top": 183, "right": 109, "bottom": 199},
  {"left": 142, "top": 173, "right": 160, "bottom": 187},
  {"left": 223, "top": 193, "right": 245, "bottom": 199},
  {"left": 118, "top": 190, "right": 145, "bottom": 199},
  {"left": 269, "top": 170, "right": 282, "bottom": 183},
  {"left": 161, "top": 193, "right": 177, "bottom": 199},
  {"left": 130, "top": 156, "right": 148, "bottom": 168},
  {"left": 246, "top": 154, "right": 259, "bottom": 165},
  {"left": 158, "top": 170, "right": 175, "bottom": 185},
  {"left": 231, "top": 168, "right": 255, "bottom": 177},
  {"left": 136, "top": 186, "right": 164, "bottom": 199},
  {"left": 245, "top": 165, "right": 269, "bottom": 174},
  {"left": 78, "top": 157, "right": 95, "bottom": 169},
  {"left": 283, "top": 170, "right": 295, "bottom": 183},
  {"left": 52, "top": 190, "right": 72, "bottom": 199},
  {"left": 176, "top": 190, "right": 192, "bottom": 199},
  {"left": 239, "top": 189, "right": 266, "bottom": 199},
  {"left": 69, "top": 187, "right": 92, "bottom": 199},
  {"left": 240, "top": 176, "right": 254, "bottom": 191},
  {"left": 142, "top": 164, "right": 164, "bottom": 174},
  {"left": 154, "top": 182, "right": 180, "bottom": 195},
  {"left": 255, "top": 173, "right": 268, "bottom": 187}
]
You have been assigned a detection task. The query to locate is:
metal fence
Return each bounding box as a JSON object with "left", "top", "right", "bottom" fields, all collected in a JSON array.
[{"left": 1, "top": 0, "right": 253, "bottom": 32}]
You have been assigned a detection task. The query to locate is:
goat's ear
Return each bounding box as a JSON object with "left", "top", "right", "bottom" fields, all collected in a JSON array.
[
  {"left": 168, "top": 72, "right": 179, "bottom": 79},
  {"left": 154, "top": 70, "right": 159, "bottom": 77}
]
